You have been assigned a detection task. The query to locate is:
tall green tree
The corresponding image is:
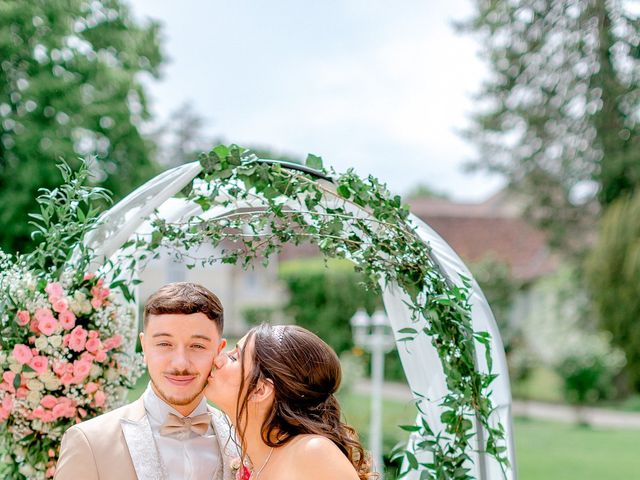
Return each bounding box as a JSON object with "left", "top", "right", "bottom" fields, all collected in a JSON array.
[
  {"left": 585, "top": 192, "right": 640, "bottom": 390},
  {"left": 463, "top": 0, "right": 640, "bottom": 248},
  {"left": 0, "top": 0, "right": 162, "bottom": 253}
]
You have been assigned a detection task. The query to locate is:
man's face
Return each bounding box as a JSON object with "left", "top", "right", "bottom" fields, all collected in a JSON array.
[{"left": 140, "top": 313, "right": 225, "bottom": 415}]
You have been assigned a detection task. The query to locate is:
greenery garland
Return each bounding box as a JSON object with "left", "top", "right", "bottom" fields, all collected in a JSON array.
[{"left": 119, "top": 144, "right": 509, "bottom": 479}]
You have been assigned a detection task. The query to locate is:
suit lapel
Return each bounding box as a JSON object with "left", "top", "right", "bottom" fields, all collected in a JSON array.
[
  {"left": 120, "top": 398, "right": 167, "bottom": 480},
  {"left": 208, "top": 406, "right": 240, "bottom": 480}
]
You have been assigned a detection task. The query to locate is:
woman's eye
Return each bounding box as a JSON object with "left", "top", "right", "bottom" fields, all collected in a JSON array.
[{"left": 226, "top": 352, "right": 237, "bottom": 362}]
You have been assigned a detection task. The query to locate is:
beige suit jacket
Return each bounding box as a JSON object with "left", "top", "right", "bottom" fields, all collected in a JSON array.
[{"left": 54, "top": 397, "right": 237, "bottom": 480}]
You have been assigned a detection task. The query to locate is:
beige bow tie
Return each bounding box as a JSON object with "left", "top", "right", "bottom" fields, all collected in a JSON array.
[{"left": 160, "top": 412, "right": 211, "bottom": 437}]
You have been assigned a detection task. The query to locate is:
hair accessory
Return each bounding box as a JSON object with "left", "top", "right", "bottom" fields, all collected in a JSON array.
[{"left": 272, "top": 325, "right": 286, "bottom": 344}]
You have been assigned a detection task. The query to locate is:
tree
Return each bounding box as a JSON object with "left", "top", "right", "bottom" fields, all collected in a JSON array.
[
  {"left": 0, "top": 0, "right": 163, "bottom": 253},
  {"left": 462, "top": 0, "right": 640, "bottom": 248},
  {"left": 585, "top": 192, "right": 640, "bottom": 390}
]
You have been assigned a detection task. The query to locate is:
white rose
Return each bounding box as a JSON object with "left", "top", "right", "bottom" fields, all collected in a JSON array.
[
  {"left": 44, "top": 379, "right": 61, "bottom": 391},
  {"left": 26, "top": 378, "right": 44, "bottom": 391},
  {"left": 35, "top": 337, "right": 48, "bottom": 351},
  {"left": 18, "top": 464, "right": 34, "bottom": 477},
  {"left": 49, "top": 335, "right": 63, "bottom": 348},
  {"left": 105, "top": 368, "right": 118, "bottom": 381},
  {"left": 9, "top": 363, "right": 22, "bottom": 374},
  {"left": 90, "top": 365, "right": 102, "bottom": 378},
  {"left": 27, "top": 389, "right": 41, "bottom": 406},
  {"left": 22, "top": 371, "right": 36, "bottom": 379}
]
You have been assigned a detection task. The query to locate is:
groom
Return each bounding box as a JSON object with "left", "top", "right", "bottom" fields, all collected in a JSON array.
[{"left": 55, "top": 282, "right": 237, "bottom": 480}]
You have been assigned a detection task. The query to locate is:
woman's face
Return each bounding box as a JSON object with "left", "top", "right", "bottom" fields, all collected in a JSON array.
[{"left": 205, "top": 333, "right": 252, "bottom": 416}]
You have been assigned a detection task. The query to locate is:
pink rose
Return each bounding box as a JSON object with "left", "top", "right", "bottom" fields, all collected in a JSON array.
[
  {"left": 41, "top": 395, "right": 57, "bottom": 409},
  {"left": 104, "top": 335, "right": 123, "bottom": 351},
  {"left": 88, "top": 330, "right": 99, "bottom": 339},
  {"left": 46, "top": 466, "right": 55, "bottom": 478},
  {"left": 72, "top": 360, "right": 91, "bottom": 382},
  {"left": 68, "top": 338, "right": 88, "bottom": 354},
  {"left": 94, "top": 350, "right": 107, "bottom": 363},
  {"left": 42, "top": 411, "right": 55, "bottom": 423},
  {"left": 84, "top": 382, "right": 98, "bottom": 393},
  {"left": 2, "top": 395, "right": 13, "bottom": 410},
  {"left": 29, "top": 356, "right": 48, "bottom": 374},
  {"left": 3, "top": 371, "right": 16, "bottom": 385},
  {"left": 58, "top": 310, "right": 76, "bottom": 330},
  {"left": 34, "top": 308, "right": 54, "bottom": 323},
  {"left": 85, "top": 338, "right": 101, "bottom": 353},
  {"left": 71, "top": 326, "right": 87, "bottom": 338},
  {"left": 16, "top": 387, "right": 28, "bottom": 398},
  {"left": 45, "top": 282, "right": 64, "bottom": 298},
  {"left": 38, "top": 317, "right": 58, "bottom": 336},
  {"left": 60, "top": 373, "right": 74, "bottom": 385},
  {"left": 16, "top": 310, "right": 30, "bottom": 326},
  {"left": 68, "top": 327, "right": 87, "bottom": 352},
  {"left": 52, "top": 360, "right": 67, "bottom": 376},
  {"left": 31, "top": 406, "right": 45, "bottom": 419},
  {"left": 51, "top": 297, "right": 68, "bottom": 313},
  {"left": 12, "top": 344, "right": 33, "bottom": 364},
  {"left": 90, "top": 297, "right": 102, "bottom": 309},
  {"left": 94, "top": 390, "right": 106, "bottom": 407},
  {"left": 83, "top": 273, "right": 95, "bottom": 281}
]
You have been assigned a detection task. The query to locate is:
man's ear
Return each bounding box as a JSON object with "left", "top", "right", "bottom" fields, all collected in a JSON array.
[
  {"left": 250, "top": 378, "right": 274, "bottom": 403},
  {"left": 139, "top": 332, "right": 146, "bottom": 362},
  {"left": 217, "top": 338, "right": 227, "bottom": 354}
]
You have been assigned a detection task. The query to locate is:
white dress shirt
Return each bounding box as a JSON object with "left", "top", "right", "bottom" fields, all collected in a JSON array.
[{"left": 143, "top": 384, "right": 220, "bottom": 480}]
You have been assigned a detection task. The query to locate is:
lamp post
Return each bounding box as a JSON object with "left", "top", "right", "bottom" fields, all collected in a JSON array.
[{"left": 350, "top": 309, "right": 396, "bottom": 478}]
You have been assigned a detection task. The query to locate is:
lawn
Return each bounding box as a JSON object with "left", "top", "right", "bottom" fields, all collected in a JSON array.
[
  {"left": 338, "top": 391, "right": 640, "bottom": 480},
  {"left": 128, "top": 379, "right": 640, "bottom": 479}
]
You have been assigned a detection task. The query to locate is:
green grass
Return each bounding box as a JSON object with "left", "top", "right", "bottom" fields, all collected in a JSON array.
[
  {"left": 338, "top": 392, "right": 640, "bottom": 480},
  {"left": 514, "top": 417, "right": 640, "bottom": 480}
]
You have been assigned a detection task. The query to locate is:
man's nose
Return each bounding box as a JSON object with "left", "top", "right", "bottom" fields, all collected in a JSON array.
[{"left": 170, "top": 347, "right": 191, "bottom": 369}]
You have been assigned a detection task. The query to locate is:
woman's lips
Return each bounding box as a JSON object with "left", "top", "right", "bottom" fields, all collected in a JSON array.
[{"left": 164, "top": 374, "right": 196, "bottom": 386}]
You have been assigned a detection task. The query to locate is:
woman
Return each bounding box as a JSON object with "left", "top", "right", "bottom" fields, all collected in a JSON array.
[{"left": 206, "top": 323, "right": 375, "bottom": 480}]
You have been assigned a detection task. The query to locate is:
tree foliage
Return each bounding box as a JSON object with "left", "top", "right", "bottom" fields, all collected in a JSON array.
[
  {"left": 0, "top": 0, "right": 162, "bottom": 253},
  {"left": 463, "top": 0, "right": 640, "bottom": 248},
  {"left": 585, "top": 192, "right": 640, "bottom": 390}
]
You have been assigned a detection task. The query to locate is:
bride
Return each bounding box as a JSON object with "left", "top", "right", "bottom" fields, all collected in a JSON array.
[{"left": 206, "top": 323, "right": 376, "bottom": 480}]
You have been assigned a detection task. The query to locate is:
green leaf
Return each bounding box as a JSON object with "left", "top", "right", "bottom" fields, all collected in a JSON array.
[{"left": 305, "top": 153, "right": 323, "bottom": 170}]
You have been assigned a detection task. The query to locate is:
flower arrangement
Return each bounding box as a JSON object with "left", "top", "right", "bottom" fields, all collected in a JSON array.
[{"left": 0, "top": 162, "right": 143, "bottom": 479}]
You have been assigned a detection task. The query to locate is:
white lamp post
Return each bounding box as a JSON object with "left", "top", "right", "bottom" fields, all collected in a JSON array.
[{"left": 350, "top": 309, "right": 396, "bottom": 478}]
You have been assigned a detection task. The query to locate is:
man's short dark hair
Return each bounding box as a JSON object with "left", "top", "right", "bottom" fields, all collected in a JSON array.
[{"left": 143, "top": 282, "right": 224, "bottom": 332}]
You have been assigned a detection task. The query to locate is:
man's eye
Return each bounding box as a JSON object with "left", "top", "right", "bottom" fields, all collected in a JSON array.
[
  {"left": 192, "top": 344, "right": 206, "bottom": 349},
  {"left": 156, "top": 343, "right": 171, "bottom": 347}
]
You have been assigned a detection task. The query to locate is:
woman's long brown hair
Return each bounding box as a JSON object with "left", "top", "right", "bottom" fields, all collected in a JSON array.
[{"left": 234, "top": 324, "right": 376, "bottom": 480}]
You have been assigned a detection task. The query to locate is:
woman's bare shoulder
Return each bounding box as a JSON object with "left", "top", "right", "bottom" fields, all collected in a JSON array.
[{"left": 286, "top": 435, "right": 360, "bottom": 480}]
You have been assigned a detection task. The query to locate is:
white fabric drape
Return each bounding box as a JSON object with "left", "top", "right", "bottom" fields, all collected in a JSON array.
[{"left": 86, "top": 161, "right": 516, "bottom": 480}]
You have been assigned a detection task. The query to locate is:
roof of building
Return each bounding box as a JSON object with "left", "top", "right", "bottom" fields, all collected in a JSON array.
[{"left": 279, "top": 190, "right": 561, "bottom": 282}]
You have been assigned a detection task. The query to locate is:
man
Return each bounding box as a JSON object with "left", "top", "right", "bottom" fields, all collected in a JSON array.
[{"left": 55, "top": 282, "right": 237, "bottom": 480}]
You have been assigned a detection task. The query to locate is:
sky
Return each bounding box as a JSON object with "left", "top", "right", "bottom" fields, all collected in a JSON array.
[{"left": 130, "top": 0, "right": 504, "bottom": 201}]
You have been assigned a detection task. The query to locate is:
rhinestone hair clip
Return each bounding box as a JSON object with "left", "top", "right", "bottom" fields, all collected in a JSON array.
[{"left": 272, "top": 325, "right": 286, "bottom": 344}]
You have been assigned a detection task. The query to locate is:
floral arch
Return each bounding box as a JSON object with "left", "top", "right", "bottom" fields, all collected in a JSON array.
[
  {"left": 0, "top": 145, "right": 514, "bottom": 479},
  {"left": 85, "top": 146, "right": 516, "bottom": 480}
]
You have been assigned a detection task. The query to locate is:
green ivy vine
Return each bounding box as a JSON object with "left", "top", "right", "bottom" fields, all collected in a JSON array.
[{"left": 119, "top": 144, "right": 509, "bottom": 479}]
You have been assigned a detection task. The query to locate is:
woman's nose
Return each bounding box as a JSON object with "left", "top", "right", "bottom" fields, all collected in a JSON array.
[{"left": 213, "top": 352, "right": 227, "bottom": 370}]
